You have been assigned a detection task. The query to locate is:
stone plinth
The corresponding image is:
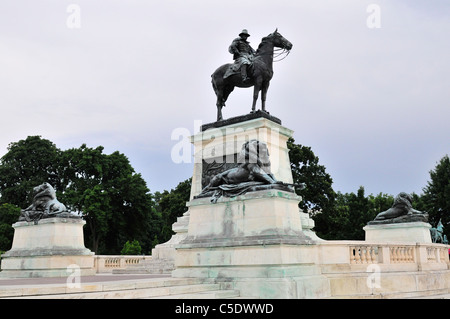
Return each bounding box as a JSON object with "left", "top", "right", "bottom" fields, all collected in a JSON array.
[
  {"left": 173, "top": 190, "right": 330, "bottom": 298},
  {"left": 364, "top": 222, "right": 432, "bottom": 243},
  {"left": 190, "top": 113, "right": 294, "bottom": 199},
  {"left": 0, "top": 217, "right": 95, "bottom": 278}
]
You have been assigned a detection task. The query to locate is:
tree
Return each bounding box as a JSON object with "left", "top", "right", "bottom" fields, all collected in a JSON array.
[
  {"left": 156, "top": 178, "right": 191, "bottom": 243},
  {"left": 422, "top": 155, "right": 450, "bottom": 237},
  {"left": 59, "top": 144, "right": 159, "bottom": 254},
  {"left": 0, "top": 136, "right": 162, "bottom": 255},
  {"left": 121, "top": 240, "right": 142, "bottom": 255},
  {"left": 0, "top": 136, "right": 61, "bottom": 208},
  {"left": 287, "top": 137, "right": 336, "bottom": 213},
  {"left": 313, "top": 187, "right": 393, "bottom": 240},
  {"left": 0, "top": 203, "right": 21, "bottom": 251}
]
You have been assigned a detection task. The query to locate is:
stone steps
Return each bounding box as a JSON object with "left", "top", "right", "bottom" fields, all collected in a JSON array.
[
  {"left": 147, "top": 289, "right": 240, "bottom": 299},
  {"left": 0, "top": 277, "right": 239, "bottom": 299},
  {"left": 328, "top": 288, "right": 450, "bottom": 299}
]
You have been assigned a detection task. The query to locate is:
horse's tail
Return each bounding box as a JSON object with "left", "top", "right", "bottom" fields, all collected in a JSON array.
[
  {"left": 211, "top": 72, "right": 219, "bottom": 97},
  {"left": 212, "top": 64, "right": 236, "bottom": 109},
  {"left": 211, "top": 65, "right": 226, "bottom": 103}
]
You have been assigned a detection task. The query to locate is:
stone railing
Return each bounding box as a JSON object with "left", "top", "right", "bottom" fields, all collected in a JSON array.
[
  {"left": 94, "top": 255, "right": 152, "bottom": 273},
  {"left": 319, "top": 242, "right": 449, "bottom": 272}
]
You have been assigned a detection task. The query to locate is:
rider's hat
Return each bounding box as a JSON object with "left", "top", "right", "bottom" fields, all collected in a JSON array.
[{"left": 239, "top": 29, "right": 250, "bottom": 37}]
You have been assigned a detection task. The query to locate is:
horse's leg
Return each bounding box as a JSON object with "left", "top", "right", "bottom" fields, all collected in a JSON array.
[
  {"left": 213, "top": 80, "right": 225, "bottom": 121},
  {"left": 215, "top": 90, "right": 223, "bottom": 121},
  {"left": 251, "top": 84, "right": 261, "bottom": 113},
  {"left": 261, "top": 81, "right": 270, "bottom": 113},
  {"left": 217, "top": 105, "right": 223, "bottom": 121}
]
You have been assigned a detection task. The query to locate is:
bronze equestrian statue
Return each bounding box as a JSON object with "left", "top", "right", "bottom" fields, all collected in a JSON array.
[{"left": 212, "top": 29, "right": 293, "bottom": 121}]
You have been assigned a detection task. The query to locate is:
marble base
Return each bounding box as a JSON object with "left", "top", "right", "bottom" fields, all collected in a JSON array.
[
  {"left": 172, "top": 190, "right": 331, "bottom": 298},
  {"left": 364, "top": 222, "right": 432, "bottom": 243},
  {"left": 0, "top": 217, "right": 95, "bottom": 278}
]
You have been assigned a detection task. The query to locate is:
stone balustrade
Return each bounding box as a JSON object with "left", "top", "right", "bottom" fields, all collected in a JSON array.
[
  {"left": 349, "top": 245, "right": 379, "bottom": 264},
  {"left": 94, "top": 255, "right": 152, "bottom": 273},
  {"left": 319, "top": 241, "right": 449, "bottom": 272},
  {"left": 389, "top": 246, "right": 415, "bottom": 263},
  {"left": 92, "top": 243, "right": 448, "bottom": 275}
]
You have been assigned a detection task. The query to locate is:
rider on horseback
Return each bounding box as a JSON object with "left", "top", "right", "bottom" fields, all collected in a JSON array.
[{"left": 224, "top": 29, "right": 255, "bottom": 82}]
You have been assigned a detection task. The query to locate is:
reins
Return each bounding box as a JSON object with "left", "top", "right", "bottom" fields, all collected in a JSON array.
[
  {"left": 255, "top": 48, "right": 290, "bottom": 62},
  {"left": 272, "top": 48, "right": 290, "bottom": 62}
]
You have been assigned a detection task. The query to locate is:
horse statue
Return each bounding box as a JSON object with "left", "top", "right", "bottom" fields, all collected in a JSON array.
[
  {"left": 211, "top": 29, "right": 293, "bottom": 121},
  {"left": 430, "top": 219, "right": 445, "bottom": 243}
]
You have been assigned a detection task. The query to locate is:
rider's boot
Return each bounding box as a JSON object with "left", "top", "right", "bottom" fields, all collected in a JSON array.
[{"left": 241, "top": 65, "right": 249, "bottom": 82}]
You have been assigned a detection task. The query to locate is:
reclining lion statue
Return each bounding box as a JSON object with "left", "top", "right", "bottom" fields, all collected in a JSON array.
[
  {"left": 368, "top": 192, "right": 428, "bottom": 224},
  {"left": 197, "top": 139, "right": 303, "bottom": 203},
  {"left": 18, "top": 182, "right": 76, "bottom": 223}
]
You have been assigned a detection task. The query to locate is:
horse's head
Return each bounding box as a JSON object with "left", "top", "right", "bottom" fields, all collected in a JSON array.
[{"left": 269, "top": 28, "right": 293, "bottom": 51}]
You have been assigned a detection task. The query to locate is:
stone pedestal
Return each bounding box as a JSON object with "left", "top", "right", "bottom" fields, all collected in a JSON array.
[
  {"left": 364, "top": 222, "right": 432, "bottom": 243},
  {"left": 300, "top": 211, "right": 324, "bottom": 242},
  {"left": 190, "top": 112, "right": 294, "bottom": 199},
  {"left": 0, "top": 217, "right": 95, "bottom": 278},
  {"left": 172, "top": 114, "right": 331, "bottom": 298},
  {"left": 173, "top": 190, "right": 330, "bottom": 298}
]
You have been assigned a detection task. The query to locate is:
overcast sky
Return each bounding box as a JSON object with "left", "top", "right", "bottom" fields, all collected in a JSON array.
[{"left": 1, "top": 0, "right": 449, "bottom": 197}]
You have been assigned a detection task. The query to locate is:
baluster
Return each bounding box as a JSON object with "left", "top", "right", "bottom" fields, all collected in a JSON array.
[
  {"left": 355, "top": 247, "right": 361, "bottom": 264},
  {"left": 409, "top": 247, "right": 414, "bottom": 262},
  {"left": 440, "top": 248, "right": 447, "bottom": 263},
  {"left": 394, "top": 247, "right": 400, "bottom": 263},
  {"left": 427, "top": 247, "right": 434, "bottom": 262},
  {"left": 365, "top": 247, "right": 372, "bottom": 264},
  {"left": 371, "top": 247, "right": 378, "bottom": 263},
  {"left": 350, "top": 247, "right": 356, "bottom": 264},
  {"left": 360, "top": 247, "right": 366, "bottom": 263}
]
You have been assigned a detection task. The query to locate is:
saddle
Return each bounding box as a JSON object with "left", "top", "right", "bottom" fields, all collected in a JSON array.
[{"left": 223, "top": 55, "right": 254, "bottom": 79}]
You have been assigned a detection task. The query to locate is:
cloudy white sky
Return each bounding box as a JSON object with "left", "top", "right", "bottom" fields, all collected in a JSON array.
[{"left": 1, "top": 0, "right": 449, "bottom": 197}]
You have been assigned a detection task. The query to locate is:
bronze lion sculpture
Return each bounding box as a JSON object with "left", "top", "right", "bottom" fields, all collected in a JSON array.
[
  {"left": 370, "top": 192, "right": 428, "bottom": 224},
  {"left": 18, "top": 182, "right": 74, "bottom": 223},
  {"left": 197, "top": 140, "right": 301, "bottom": 202}
]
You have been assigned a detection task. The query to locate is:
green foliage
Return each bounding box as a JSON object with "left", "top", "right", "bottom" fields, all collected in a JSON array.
[
  {"left": 155, "top": 178, "right": 191, "bottom": 243},
  {"left": 421, "top": 155, "right": 450, "bottom": 238},
  {"left": 313, "top": 187, "right": 394, "bottom": 240},
  {"left": 58, "top": 144, "right": 160, "bottom": 254},
  {"left": 0, "top": 136, "right": 162, "bottom": 255},
  {"left": 287, "top": 137, "right": 336, "bottom": 213},
  {"left": 1, "top": 136, "right": 447, "bottom": 252},
  {"left": 121, "top": 240, "right": 142, "bottom": 255},
  {"left": 0, "top": 203, "right": 21, "bottom": 251},
  {"left": 0, "top": 136, "right": 61, "bottom": 207}
]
